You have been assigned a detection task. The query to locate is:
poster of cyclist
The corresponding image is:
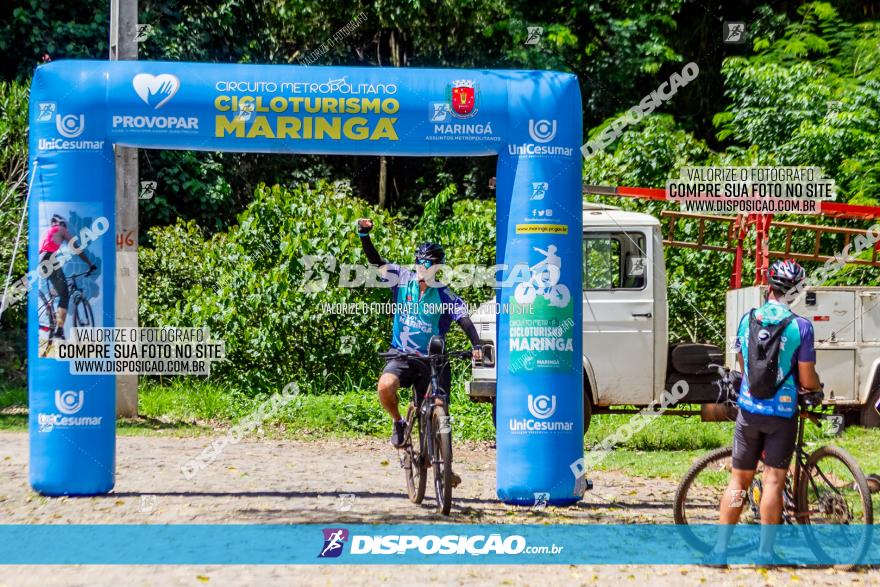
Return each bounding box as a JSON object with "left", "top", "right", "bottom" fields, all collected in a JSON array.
[
  {"left": 508, "top": 242, "right": 575, "bottom": 374},
  {"left": 36, "top": 202, "right": 105, "bottom": 357}
]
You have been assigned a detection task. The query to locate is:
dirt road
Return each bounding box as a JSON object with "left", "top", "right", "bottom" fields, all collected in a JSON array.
[{"left": 0, "top": 431, "right": 875, "bottom": 585}]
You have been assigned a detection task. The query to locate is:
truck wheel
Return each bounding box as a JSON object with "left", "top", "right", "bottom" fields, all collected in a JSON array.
[
  {"left": 490, "top": 388, "right": 592, "bottom": 437},
  {"left": 861, "top": 384, "right": 880, "bottom": 428},
  {"left": 583, "top": 388, "right": 592, "bottom": 436}
]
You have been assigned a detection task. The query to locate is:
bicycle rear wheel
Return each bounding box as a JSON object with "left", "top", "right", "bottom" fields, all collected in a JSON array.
[
  {"left": 403, "top": 403, "right": 427, "bottom": 504},
  {"left": 673, "top": 446, "right": 761, "bottom": 555},
  {"left": 38, "top": 290, "right": 56, "bottom": 333},
  {"left": 37, "top": 290, "right": 56, "bottom": 356},
  {"left": 431, "top": 404, "right": 453, "bottom": 515},
  {"left": 796, "top": 445, "right": 873, "bottom": 568}
]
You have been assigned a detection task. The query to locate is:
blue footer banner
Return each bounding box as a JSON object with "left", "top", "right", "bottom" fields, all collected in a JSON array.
[{"left": 0, "top": 524, "right": 876, "bottom": 565}]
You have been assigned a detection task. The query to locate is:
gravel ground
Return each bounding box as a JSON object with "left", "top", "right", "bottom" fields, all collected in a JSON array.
[{"left": 0, "top": 431, "right": 875, "bottom": 586}]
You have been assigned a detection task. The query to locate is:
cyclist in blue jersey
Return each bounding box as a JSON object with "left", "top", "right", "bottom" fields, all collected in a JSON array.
[
  {"left": 709, "top": 259, "right": 822, "bottom": 565},
  {"left": 356, "top": 218, "right": 483, "bottom": 451}
]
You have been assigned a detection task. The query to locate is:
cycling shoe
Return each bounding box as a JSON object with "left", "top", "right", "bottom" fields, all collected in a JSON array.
[{"left": 390, "top": 420, "right": 407, "bottom": 448}]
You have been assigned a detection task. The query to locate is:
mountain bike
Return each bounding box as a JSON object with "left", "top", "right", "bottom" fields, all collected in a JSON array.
[
  {"left": 673, "top": 367, "right": 873, "bottom": 565},
  {"left": 38, "top": 270, "right": 95, "bottom": 353},
  {"left": 380, "top": 337, "right": 493, "bottom": 515}
]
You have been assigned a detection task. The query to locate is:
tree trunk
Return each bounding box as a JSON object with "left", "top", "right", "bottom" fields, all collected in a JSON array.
[
  {"left": 378, "top": 156, "right": 388, "bottom": 209},
  {"left": 377, "top": 30, "right": 404, "bottom": 209}
]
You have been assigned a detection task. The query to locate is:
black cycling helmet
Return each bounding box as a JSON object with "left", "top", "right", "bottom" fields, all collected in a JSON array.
[
  {"left": 768, "top": 259, "right": 806, "bottom": 293},
  {"left": 415, "top": 242, "right": 445, "bottom": 264}
]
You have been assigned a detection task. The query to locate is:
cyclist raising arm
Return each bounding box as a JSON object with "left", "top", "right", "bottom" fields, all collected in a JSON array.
[
  {"left": 356, "top": 218, "right": 482, "bottom": 448},
  {"left": 39, "top": 214, "right": 96, "bottom": 339}
]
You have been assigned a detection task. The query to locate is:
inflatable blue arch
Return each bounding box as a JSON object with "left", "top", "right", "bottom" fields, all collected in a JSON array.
[{"left": 28, "top": 60, "right": 584, "bottom": 505}]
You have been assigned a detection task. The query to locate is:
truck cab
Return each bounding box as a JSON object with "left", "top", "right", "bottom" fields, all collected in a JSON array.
[{"left": 469, "top": 202, "right": 717, "bottom": 429}]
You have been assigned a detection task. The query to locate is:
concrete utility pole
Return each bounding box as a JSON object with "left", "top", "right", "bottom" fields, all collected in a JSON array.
[{"left": 109, "top": 0, "right": 139, "bottom": 417}]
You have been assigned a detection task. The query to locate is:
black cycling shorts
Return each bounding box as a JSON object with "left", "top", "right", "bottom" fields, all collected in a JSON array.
[
  {"left": 41, "top": 252, "right": 69, "bottom": 311},
  {"left": 382, "top": 352, "right": 451, "bottom": 402},
  {"left": 732, "top": 409, "right": 799, "bottom": 470}
]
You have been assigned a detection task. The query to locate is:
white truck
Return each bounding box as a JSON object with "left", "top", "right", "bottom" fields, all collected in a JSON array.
[{"left": 468, "top": 201, "right": 880, "bottom": 431}]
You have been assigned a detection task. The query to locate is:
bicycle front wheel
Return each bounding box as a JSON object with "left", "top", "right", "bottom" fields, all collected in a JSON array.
[
  {"left": 403, "top": 403, "right": 427, "bottom": 504},
  {"left": 673, "top": 446, "right": 761, "bottom": 555},
  {"left": 431, "top": 404, "right": 453, "bottom": 515},
  {"left": 72, "top": 297, "right": 94, "bottom": 327},
  {"left": 796, "top": 445, "right": 873, "bottom": 568}
]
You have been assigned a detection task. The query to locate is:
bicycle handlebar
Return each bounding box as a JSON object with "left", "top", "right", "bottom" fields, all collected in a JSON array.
[
  {"left": 379, "top": 349, "right": 473, "bottom": 361},
  {"left": 711, "top": 365, "right": 825, "bottom": 409},
  {"left": 799, "top": 389, "right": 825, "bottom": 407}
]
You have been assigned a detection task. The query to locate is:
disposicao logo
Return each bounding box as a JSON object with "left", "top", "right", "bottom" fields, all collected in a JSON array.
[
  {"left": 316, "top": 529, "right": 559, "bottom": 557},
  {"left": 133, "top": 73, "right": 180, "bottom": 109},
  {"left": 318, "top": 528, "right": 349, "bottom": 558},
  {"left": 349, "top": 534, "right": 529, "bottom": 555}
]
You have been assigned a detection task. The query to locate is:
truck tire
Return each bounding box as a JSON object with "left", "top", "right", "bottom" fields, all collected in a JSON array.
[
  {"left": 583, "top": 389, "right": 592, "bottom": 436},
  {"left": 861, "top": 383, "right": 880, "bottom": 428},
  {"left": 491, "top": 384, "right": 592, "bottom": 436}
]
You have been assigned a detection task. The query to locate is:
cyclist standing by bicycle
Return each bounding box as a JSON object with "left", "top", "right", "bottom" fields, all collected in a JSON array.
[
  {"left": 355, "top": 218, "right": 482, "bottom": 450},
  {"left": 39, "top": 214, "right": 96, "bottom": 339},
  {"left": 709, "top": 259, "right": 822, "bottom": 564}
]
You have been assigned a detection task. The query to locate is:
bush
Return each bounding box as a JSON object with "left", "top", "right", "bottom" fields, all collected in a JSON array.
[
  {"left": 0, "top": 79, "right": 30, "bottom": 384},
  {"left": 187, "top": 180, "right": 408, "bottom": 393},
  {"left": 139, "top": 179, "right": 496, "bottom": 395},
  {"left": 139, "top": 219, "right": 217, "bottom": 327}
]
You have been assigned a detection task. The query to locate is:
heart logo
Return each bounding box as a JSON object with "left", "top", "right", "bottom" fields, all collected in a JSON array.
[{"left": 132, "top": 73, "right": 180, "bottom": 109}]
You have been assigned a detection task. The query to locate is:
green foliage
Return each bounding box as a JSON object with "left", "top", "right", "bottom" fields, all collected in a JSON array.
[
  {"left": 0, "top": 81, "right": 28, "bottom": 183},
  {"left": 0, "top": 0, "right": 694, "bottom": 229},
  {"left": 0, "top": 382, "right": 27, "bottom": 410},
  {"left": 0, "top": 1, "right": 108, "bottom": 80},
  {"left": 167, "top": 180, "right": 397, "bottom": 392},
  {"left": 584, "top": 114, "right": 713, "bottom": 187},
  {"left": 140, "top": 151, "right": 233, "bottom": 234},
  {"left": 138, "top": 377, "right": 250, "bottom": 423},
  {"left": 0, "top": 80, "right": 30, "bottom": 384},
  {"left": 583, "top": 115, "right": 731, "bottom": 344},
  {"left": 415, "top": 184, "right": 497, "bottom": 306},
  {"left": 139, "top": 179, "right": 494, "bottom": 394},
  {"left": 139, "top": 219, "right": 218, "bottom": 327},
  {"left": 716, "top": 2, "right": 880, "bottom": 204}
]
